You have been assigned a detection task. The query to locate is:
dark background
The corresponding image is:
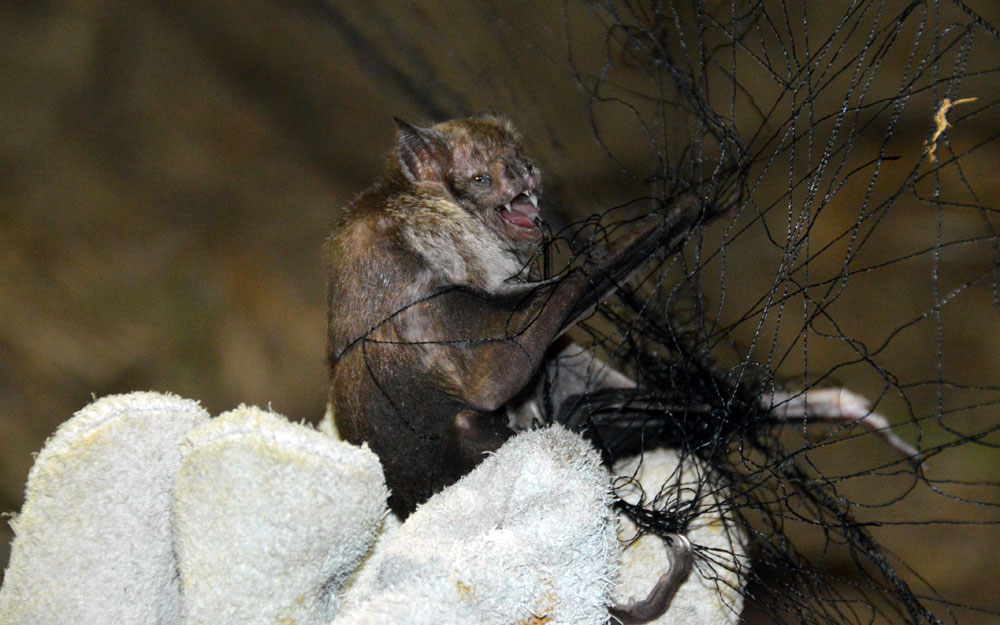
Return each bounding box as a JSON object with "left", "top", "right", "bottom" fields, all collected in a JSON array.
[{"left": 2, "top": 1, "right": 999, "bottom": 622}]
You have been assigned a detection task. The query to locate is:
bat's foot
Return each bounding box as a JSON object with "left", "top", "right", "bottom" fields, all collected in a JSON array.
[
  {"left": 761, "top": 388, "right": 923, "bottom": 466},
  {"left": 608, "top": 534, "right": 693, "bottom": 624}
]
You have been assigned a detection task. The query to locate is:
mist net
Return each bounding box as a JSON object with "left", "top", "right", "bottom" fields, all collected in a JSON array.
[{"left": 306, "top": 1, "right": 1000, "bottom": 622}]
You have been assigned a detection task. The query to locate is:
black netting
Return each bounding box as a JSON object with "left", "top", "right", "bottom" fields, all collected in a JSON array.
[{"left": 300, "top": 1, "right": 1000, "bottom": 622}]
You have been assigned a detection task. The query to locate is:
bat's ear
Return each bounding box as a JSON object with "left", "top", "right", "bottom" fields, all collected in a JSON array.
[{"left": 394, "top": 118, "right": 451, "bottom": 184}]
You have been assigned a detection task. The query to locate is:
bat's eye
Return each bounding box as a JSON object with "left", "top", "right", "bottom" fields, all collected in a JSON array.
[{"left": 472, "top": 174, "right": 491, "bottom": 185}]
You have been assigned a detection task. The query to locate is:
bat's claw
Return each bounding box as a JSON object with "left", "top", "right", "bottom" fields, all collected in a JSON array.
[{"left": 608, "top": 534, "right": 693, "bottom": 624}]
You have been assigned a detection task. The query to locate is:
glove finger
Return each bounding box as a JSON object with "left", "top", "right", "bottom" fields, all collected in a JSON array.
[
  {"left": 0, "top": 392, "right": 209, "bottom": 625},
  {"left": 173, "top": 405, "right": 387, "bottom": 625},
  {"left": 335, "top": 425, "right": 617, "bottom": 625}
]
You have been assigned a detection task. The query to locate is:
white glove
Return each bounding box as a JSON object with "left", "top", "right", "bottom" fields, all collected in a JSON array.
[{"left": 0, "top": 392, "right": 745, "bottom": 625}]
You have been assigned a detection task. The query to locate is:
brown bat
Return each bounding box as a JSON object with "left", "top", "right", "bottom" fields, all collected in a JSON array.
[
  {"left": 325, "top": 113, "right": 714, "bottom": 623},
  {"left": 325, "top": 113, "right": 918, "bottom": 622},
  {"left": 325, "top": 113, "right": 706, "bottom": 515}
]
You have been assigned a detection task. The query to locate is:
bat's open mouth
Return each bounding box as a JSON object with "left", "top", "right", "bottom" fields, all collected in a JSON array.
[{"left": 497, "top": 190, "right": 540, "bottom": 230}]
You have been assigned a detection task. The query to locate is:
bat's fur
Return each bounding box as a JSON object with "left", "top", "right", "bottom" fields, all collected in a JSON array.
[
  {"left": 326, "top": 114, "right": 546, "bottom": 515},
  {"left": 326, "top": 113, "right": 704, "bottom": 517}
]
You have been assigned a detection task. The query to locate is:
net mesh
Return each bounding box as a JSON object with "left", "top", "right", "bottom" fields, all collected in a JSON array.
[{"left": 299, "top": 1, "right": 1000, "bottom": 622}]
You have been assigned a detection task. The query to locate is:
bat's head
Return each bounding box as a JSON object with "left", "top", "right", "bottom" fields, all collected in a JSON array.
[{"left": 393, "top": 113, "right": 543, "bottom": 249}]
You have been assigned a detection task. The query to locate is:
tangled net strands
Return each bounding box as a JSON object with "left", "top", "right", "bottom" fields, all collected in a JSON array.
[
  {"left": 542, "top": 3, "right": 1000, "bottom": 624},
  {"left": 293, "top": 1, "right": 1000, "bottom": 623},
  {"left": 536, "top": 2, "right": 998, "bottom": 623}
]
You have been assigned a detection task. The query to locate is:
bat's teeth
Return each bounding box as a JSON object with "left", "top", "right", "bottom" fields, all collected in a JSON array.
[
  {"left": 528, "top": 192, "right": 538, "bottom": 209},
  {"left": 504, "top": 202, "right": 512, "bottom": 212}
]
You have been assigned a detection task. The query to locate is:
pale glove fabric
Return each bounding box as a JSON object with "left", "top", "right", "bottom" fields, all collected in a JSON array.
[
  {"left": 172, "top": 405, "right": 387, "bottom": 624},
  {"left": 0, "top": 393, "right": 386, "bottom": 625},
  {"left": 0, "top": 392, "right": 209, "bottom": 625},
  {"left": 334, "top": 425, "right": 619, "bottom": 625},
  {"left": 0, "top": 392, "right": 747, "bottom": 625}
]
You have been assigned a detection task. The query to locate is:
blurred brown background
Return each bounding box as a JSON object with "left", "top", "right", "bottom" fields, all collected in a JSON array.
[{"left": 2, "top": 1, "right": 999, "bottom": 622}]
